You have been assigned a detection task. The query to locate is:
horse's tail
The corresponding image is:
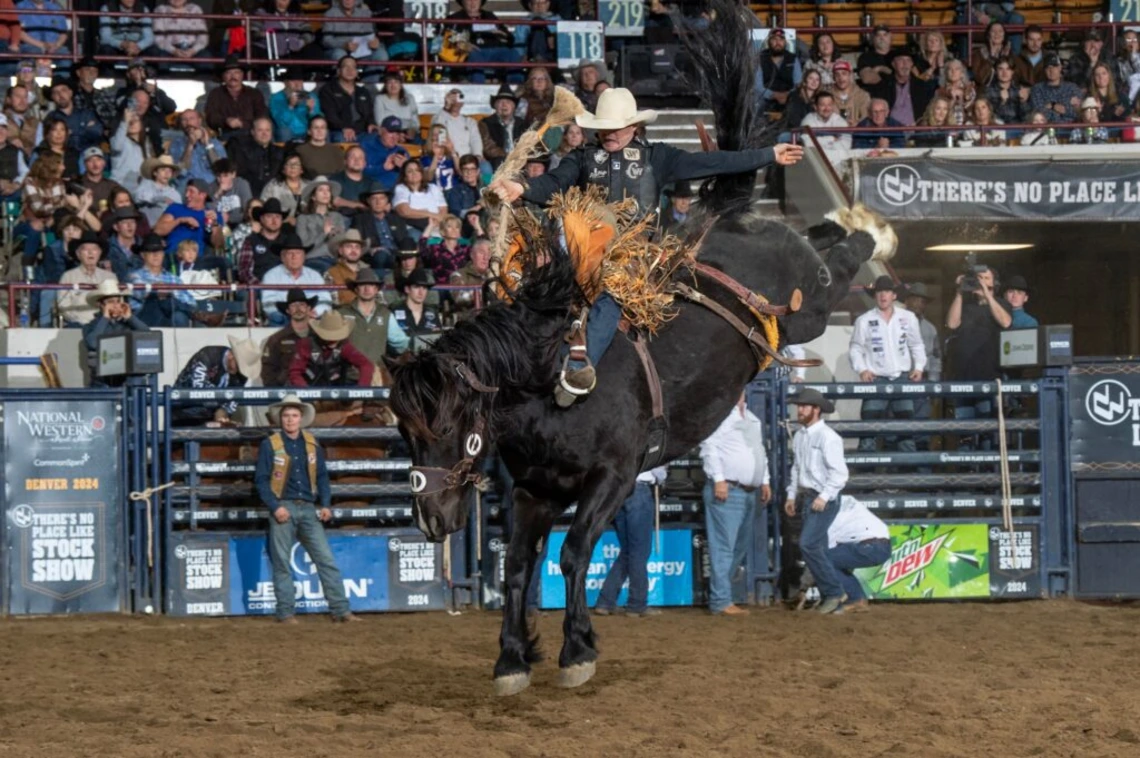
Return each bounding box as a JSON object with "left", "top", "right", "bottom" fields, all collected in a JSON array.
[{"left": 677, "top": 0, "right": 778, "bottom": 214}]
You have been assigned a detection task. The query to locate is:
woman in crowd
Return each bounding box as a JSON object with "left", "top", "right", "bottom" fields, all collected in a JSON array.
[
  {"left": 22, "top": 154, "right": 70, "bottom": 238},
  {"left": 1089, "top": 62, "right": 1130, "bottom": 123},
  {"left": 572, "top": 60, "right": 607, "bottom": 113},
  {"left": 110, "top": 101, "right": 160, "bottom": 192},
  {"left": 971, "top": 21, "right": 1011, "bottom": 88},
  {"left": 961, "top": 98, "right": 1006, "bottom": 145},
  {"left": 295, "top": 175, "right": 345, "bottom": 271},
  {"left": 517, "top": 65, "right": 556, "bottom": 128},
  {"left": 101, "top": 187, "right": 153, "bottom": 238},
  {"left": 36, "top": 214, "right": 87, "bottom": 326},
  {"left": 1071, "top": 97, "right": 1111, "bottom": 144},
  {"left": 98, "top": 0, "right": 155, "bottom": 58},
  {"left": 783, "top": 68, "right": 823, "bottom": 130},
  {"left": 135, "top": 155, "right": 183, "bottom": 226},
  {"left": 374, "top": 72, "right": 422, "bottom": 144},
  {"left": 914, "top": 30, "right": 951, "bottom": 85},
  {"left": 393, "top": 160, "right": 446, "bottom": 242},
  {"left": 211, "top": 158, "right": 252, "bottom": 227},
  {"left": 252, "top": 0, "right": 313, "bottom": 61},
  {"left": 32, "top": 117, "right": 80, "bottom": 178},
  {"left": 259, "top": 154, "right": 308, "bottom": 221},
  {"left": 913, "top": 95, "right": 955, "bottom": 147},
  {"left": 14, "top": 61, "right": 50, "bottom": 121},
  {"left": 804, "top": 32, "right": 839, "bottom": 89},
  {"left": 1019, "top": 110, "right": 1057, "bottom": 146},
  {"left": 419, "top": 213, "right": 470, "bottom": 283},
  {"left": 422, "top": 124, "right": 458, "bottom": 191},
  {"left": 1116, "top": 29, "right": 1140, "bottom": 103},
  {"left": 986, "top": 58, "right": 1031, "bottom": 125},
  {"left": 938, "top": 59, "right": 976, "bottom": 125},
  {"left": 549, "top": 122, "right": 585, "bottom": 169}
]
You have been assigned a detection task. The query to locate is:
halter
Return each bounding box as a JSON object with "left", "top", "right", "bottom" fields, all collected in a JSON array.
[{"left": 408, "top": 360, "right": 498, "bottom": 497}]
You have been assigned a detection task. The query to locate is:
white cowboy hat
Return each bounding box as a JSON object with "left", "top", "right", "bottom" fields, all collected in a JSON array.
[
  {"left": 140, "top": 154, "right": 182, "bottom": 179},
  {"left": 575, "top": 88, "right": 658, "bottom": 131},
  {"left": 226, "top": 334, "right": 262, "bottom": 381},
  {"left": 86, "top": 279, "right": 126, "bottom": 306},
  {"left": 310, "top": 310, "right": 355, "bottom": 342},
  {"left": 267, "top": 393, "right": 316, "bottom": 428}
]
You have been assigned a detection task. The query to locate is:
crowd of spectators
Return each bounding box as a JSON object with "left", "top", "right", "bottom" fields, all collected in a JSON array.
[{"left": 771, "top": 23, "right": 1140, "bottom": 149}]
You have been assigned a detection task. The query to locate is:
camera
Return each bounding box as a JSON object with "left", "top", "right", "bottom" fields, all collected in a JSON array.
[{"left": 959, "top": 252, "right": 988, "bottom": 294}]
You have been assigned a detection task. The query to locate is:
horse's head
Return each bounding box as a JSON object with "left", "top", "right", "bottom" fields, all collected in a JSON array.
[{"left": 389, "top": 353, "right": 498, "bottom": 542}]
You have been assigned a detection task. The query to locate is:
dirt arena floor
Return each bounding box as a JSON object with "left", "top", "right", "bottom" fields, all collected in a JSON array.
[{"left": 2, "top": 600, "right": 1139, "bottom": 758}]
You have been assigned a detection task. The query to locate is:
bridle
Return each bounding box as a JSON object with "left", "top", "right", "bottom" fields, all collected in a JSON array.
[{"left": 408, "top": 360, "right": 499, "bottom": 497}]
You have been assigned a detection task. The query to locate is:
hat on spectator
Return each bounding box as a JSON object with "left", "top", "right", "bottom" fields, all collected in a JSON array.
[
  {"left": 1080, "top": 96, "right": 1099, "bottom": 111},
  {"left": 267, "top": 394, "right": 316, "bottom": 428},
  {"left": 85, "top": 279, "right": 126, "bottom": 307},
  {"left": 865, "top": 275, "right": 901, "bottom": 295},
  {"left": 1044, "top": 53, "right": 1063, "bottom": 67},
  {"left": 331, "top": 229, "right": 365, "bottom": 250},
  {"left": 82, "top": 146, "right": 105, "bottom": 162},
  {"left": 832, "top": 59, "right": 852, "bottom": 73},
  {"left": 380, "top": 115, "right": 404, "bottom": 132},
  {"left": 140, "top": 233, "right": 166, "bottom": 253},
  {"left": 275, "top": 287, "right": 319, "bottom": 314},
  {"left": 903, "top": 282, "right": 932, "bottom": 300},
  {"left": 47, "top": 76, "right": 71, "bottom": 94},
  {"left": 219, "top": 55, "right": 244, "bottom": 77},
  {"left": 873, "top": 23, "right": 890, "bottom": 33},
  {"left": 109, "top": 206, "right": 141, "bottom": 224},
  {"left": 186, "top": 178, "right": 211, "bottom": 194},
  {"left": 253, "top": 198, "right": 285, "bottom": 220},
  {"left": 273, "top": 231, "right": 307, "bottom": 255},
  {"left": 358, "top": 182, "right": 391, "bottom": 201},
  {"left": 790, "top": 387, "right": 835, "bottom": 414},
  {"left": 68, "top": 230, "right": 108, "bottom": 260},
  {"left": 575, "top": 59, "right": 610, "bottom": 83},
  {"left": 127, "top": 57, "right": 148, "bottom": 72},
  {"left": 769, "top": 28, "right": 786, "bottom": 39},
  {"left": 576, "top": 87, "right": 658, "bottom": 130},
  {"left": 1002, "top": 275, "right": 1031, "bottom": 294},
  {"left": 310, "top": 310, "right": 355, "bottom": 342},
  {"left": 282, "top": 66, "right": 307, "bottom": 82},
  {"left": 664, "top": 182, "right": 693, "bottom": 199},
  {"left": 404, "top": 267, "right": 435, "bottom": 289},
  {"left": 75, "top": 56, "right": 99, "bottom": 71},
  {"left": 300, "top": 176, "right": 342, "bottom": 207},
  {"left": 226, "top": 334, "right": 262, "bottom": 381},
  {"left": 348, "top": 268, "right": 381, "bottom": 289},
  {"left": 395, "top": 247, "right": 420, "bottom": 259},
  {"left": 1085, "top": 28, "right": 1102, "bottom": 42},
  {"left": 141, "top": 154, "right": 182, "bottom": 179},
  {"left": 490, "top": 83, "right": 519, "bottom": 107}
]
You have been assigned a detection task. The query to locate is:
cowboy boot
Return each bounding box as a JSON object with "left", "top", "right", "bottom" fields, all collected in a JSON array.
[{"left": 553, "top": 310, "right": 596, "bottom": 408}]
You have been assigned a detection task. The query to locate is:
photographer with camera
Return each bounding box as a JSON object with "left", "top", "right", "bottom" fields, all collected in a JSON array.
[{"left": 946, "top": 261, "right": 1011, "bottom": 444}]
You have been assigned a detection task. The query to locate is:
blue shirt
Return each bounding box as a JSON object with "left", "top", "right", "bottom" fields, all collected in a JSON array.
[
  {"left": 18, "top": 0, "right": 68, "bottom": 43},
  {"left": 269, "top": 89, "right": 322, "bottom": 143},
  {"left": 128, "top": 268, "right": 197, "bottom": 309},
  {"left": 255, "top": 432, "right": 331, "bottom": 510},
  {"left": 359, "top": 133, "right": 409, "bottom": 190},
  {"left": 423, "top": 155, "right": 456, "bottom": 191},
  {"left": 446, "top": 182, "right": 479, "bottom": 218},
  {"left": 169, "top": 134, "right": 227, "bottom": 187},
  {"left": 1009, "top": 308, "right": 1038, "bottom": 329},
  {"left": 162, "top": 203, "right": 207, "bottom": 255}
]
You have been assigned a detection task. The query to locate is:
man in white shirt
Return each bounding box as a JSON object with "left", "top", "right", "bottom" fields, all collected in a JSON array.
[
  {"left": 431, "top": 89, "right": 484, "bottom": 167},
  {"left": 699, "top": 393, "right": 772, "bottom": 616},
  {"left": 784, "top": 389, "right": 849, "bottom": 615},
  {"left": 800, "top": 91, "right": 851, "bottom": 165},
  {"left": 827, "top": 496, "right": 891, "bottom": 613},
  {"left": 261, "top": 232, "right": 333, "bottom": 326},
  {"left": 849, "top": 275, "right": 926, "bottom": 453},
  {"left": 594, "top": 466, "right": 667, "bottom": 618}
]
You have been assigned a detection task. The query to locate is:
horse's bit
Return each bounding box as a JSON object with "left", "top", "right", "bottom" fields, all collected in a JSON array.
[{"left": 408, "top": 361, "right": 498, "bottom": 497}]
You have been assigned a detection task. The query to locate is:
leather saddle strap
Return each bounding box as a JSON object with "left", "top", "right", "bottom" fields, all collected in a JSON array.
[
  {"left": 629, "top": 331, "right": 665, "bottom": 420},
  {"left": 691, "top": 262, "right": 801, "bottom": 316},
  {"left": 670, "top": 280, "right": 782, "bottom": 366}
]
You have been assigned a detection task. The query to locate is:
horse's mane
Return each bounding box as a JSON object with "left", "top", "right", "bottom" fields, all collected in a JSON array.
[{"left": 390, "top": 245, "right": 578, "bottom": 442}]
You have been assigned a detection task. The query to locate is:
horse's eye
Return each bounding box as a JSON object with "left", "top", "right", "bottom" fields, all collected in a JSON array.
[{"left": 439, "top": 426, "right": 454, "bottom": 436}]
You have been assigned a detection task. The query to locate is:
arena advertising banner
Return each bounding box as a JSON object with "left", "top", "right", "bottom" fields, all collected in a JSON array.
[
  {"left": 166, "top": 530, "right": 446, "bottom": 616},
  {"left": 1, "top": 399, "right": 124, "bottom": 615},
  {"left": 537, "top": 527, "right": 700, "bottom": 609},
  {"left": 852, "top": 523, "right": 1038, "bottom": 600},
  {"left": 1068, "top": 368, "right": 1140, "bottom": 476},
  {"left": 855, "top": 159, "right": 1140, "bottom": 221}
]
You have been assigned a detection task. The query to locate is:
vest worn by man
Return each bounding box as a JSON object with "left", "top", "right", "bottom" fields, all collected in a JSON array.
[
  {"left": 760, "top": 50, "right": 798, "bottom": 97},
  {"left": 0, "top": 143, "right": 20, "bottom": 182},
  {"left": 304, "top": 339, "right": 351, "bottom": 386},
  {"left": 268, "top": 431, "right": 319, "bottom": 499},
  {"left": 577, "top": 137, "right": 660, "bottom": 218}
]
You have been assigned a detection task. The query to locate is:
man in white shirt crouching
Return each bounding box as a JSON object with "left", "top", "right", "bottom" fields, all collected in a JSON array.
[
  {"left": 699, "top": 392, "right": 772, "bottom": 616},
  {"left": 827, "top": 496, "right": 891, "bottom": 613},
  {"left": 785, "top": 389, "right": 850, "bottom": 615}
]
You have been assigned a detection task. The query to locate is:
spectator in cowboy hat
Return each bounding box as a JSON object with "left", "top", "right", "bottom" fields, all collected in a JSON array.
[
  {"left": 171, "top": 335, "right": 263, "bottom": 427},
  {"left": 205, "top": 56, "right": 270, "bottom": 140},
  {"left": 784, "top": 387, "right": 849, "bottom": 614},
  {"left": 288, "top": 309, "right": 376, "bottom": 387},
  {"left": 262, "top": 288, "right": 319, "bottom": 387},
  {"left": 392, "top": 266, "right": 442, "bottom": 352},
  {"left": 480, "top": 84, "right": 525, "bottom": 170},
  {"left": 81, "top": 278, "right": 152, "bottom": 388},
  {"left": 1002, "top": 275, "right": 1037, "bottom": 329},
  {"left": 261, "top": 231, "right": 333, "bottom": 325},
  {"left": 384, "top": 247, "right": 439, "bottom": 308},
  {"left": 238, "top": 197, "right": 288, "bottom": 285},
  {"left": 106, "top": 205, "right": 143, "bottom": 282},
  {"left": 352, "top": 182, "right": 414, "bottom": 268},
  {"left": 134, "top": 154, "right": 183, "bottom": 226},
  {"left": 338, "top": 268, "right": 410, "bottom": 367},
  {"left": 573, "top": 59, "right": 610, "bottom": 112},
  {"left": 255, "top": 393, "right": 360, "bottom": 624},
  {"left": 660, "top": 181, "right": 694, "bottom": 233},
  {"left": 59, "top": 230, "right": 117, "bottom": 327},
  {"left": 323, "top": 228, "right": 370, "bottom": 305},
  {"left": 296, "top": 175, "right": 346, "bottom": 271}
]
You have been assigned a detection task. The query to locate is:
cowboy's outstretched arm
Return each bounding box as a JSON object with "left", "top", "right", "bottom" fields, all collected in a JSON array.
[
  {"left": 652, "top": 143, "right": 803, "bottom": 186},
  {"left": 490, "top": 149, "right": 583, "bottom": 206}
]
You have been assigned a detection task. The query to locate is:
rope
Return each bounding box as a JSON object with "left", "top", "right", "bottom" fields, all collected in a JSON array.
[
  {"left": 654, "top": 483, "right": 661, "bottom": 557},
  {"left": 997, "top": 380, "right": 1014, "bottom": 533},
  {"left": 129, "top": 481, "right": 175, "bottom": 570}
]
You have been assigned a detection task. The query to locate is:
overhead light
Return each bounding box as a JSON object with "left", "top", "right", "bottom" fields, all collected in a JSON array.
[{"left": 925, "top": 244, "right": 1035, "bottom": 252}]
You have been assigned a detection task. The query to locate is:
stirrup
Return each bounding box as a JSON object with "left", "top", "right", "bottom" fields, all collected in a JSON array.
[{"left": 557, "top": 354, "right": 596, "bottom": 396}]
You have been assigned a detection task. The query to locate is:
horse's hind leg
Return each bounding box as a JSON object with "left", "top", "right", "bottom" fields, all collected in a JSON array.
[
  {"left": 493, "top": 487, "right": 558, "bottom": 696},
  {"left": 558, "top": 473, "right": 634, "bottom": 689}
]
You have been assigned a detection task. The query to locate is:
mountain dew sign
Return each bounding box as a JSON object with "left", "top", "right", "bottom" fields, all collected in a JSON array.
[{"left": 855, "top": 524, "right": 991, "bottom": 599}]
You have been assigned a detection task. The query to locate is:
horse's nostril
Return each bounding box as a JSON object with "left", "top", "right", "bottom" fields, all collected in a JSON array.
[{"left": 429, "top": 515, "right": 444, "bottom": 538}]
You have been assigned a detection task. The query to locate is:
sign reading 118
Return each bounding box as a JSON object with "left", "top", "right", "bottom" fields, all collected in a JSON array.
[{"left": 556, "top": 21, "right": 604, "bottom": 69}]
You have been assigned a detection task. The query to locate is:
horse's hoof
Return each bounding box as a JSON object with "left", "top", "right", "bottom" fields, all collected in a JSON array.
[
  {"left": 493, "top": 672, "right": 531, "bottom": 697},
  {"left": 558, "top": 661, "right": 596, "bottom": 689}
]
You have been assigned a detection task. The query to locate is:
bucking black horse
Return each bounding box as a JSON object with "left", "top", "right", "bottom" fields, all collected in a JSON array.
[{"left": 389, "top": 1, "right": 892, "bottom": 695}]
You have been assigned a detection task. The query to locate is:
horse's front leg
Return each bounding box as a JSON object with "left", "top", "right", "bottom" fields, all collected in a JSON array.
[
  {"left": 558, "top": 473, "right": 634, "bottom": 689},
  {"left": 493, "top": 486, "right": 557, "bottom": 696}
]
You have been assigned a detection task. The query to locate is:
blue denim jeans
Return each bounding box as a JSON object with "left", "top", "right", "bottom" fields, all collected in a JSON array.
[
  {"left": 703, "top": 482, "right": 755, "bottom": 613},
  {"left": 827, "top": 538, "right": 891, "bottom": 602},
  {"left": 267, "top": 500, "right": 350, "bottom": 619},
  {"left": 954, "top": 397, "right": 995, "bottom": 451},
  {"left": 596, "top": 482, "right": 656, "bottom": 613},
  {"left": 859, "top": 375, "right": 916, "bottom": 453},
  {"left": 585, "top": 292, "right": 622, "bottom": 367},
  {"left": 465, "top": 46, "right": 522, "bottom": 83},
  {"left": 798, "top": 494, "right": 845, "bottom": 600}
]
